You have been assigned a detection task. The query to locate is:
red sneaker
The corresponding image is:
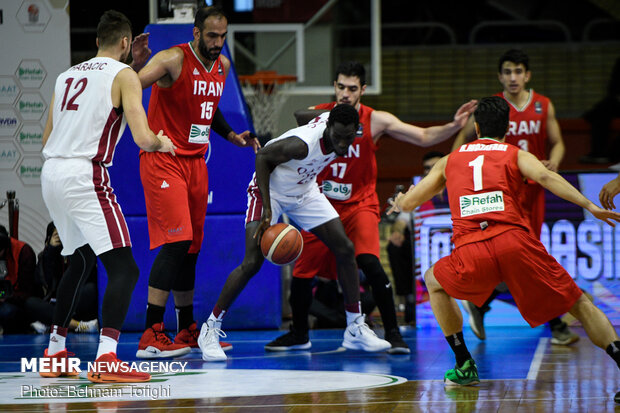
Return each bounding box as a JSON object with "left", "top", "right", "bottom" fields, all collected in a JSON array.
[
  {"left": 87, "top": 352, "right": 150, "bottom": 383},
  {"left": 175, "top": 321, "right": 232, "bottom": 352},
  {"left": 136, "top": 322, "right": 191, "bottom": 359},
  {"left": 39, "top": 348, "right": 80, "bottom": 378}
]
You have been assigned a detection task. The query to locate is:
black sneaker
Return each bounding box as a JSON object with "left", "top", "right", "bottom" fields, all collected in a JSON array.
[
  {"left": 265, "top": 328, "right": 311, "bottom": 351},
  {"left": 385, "top": 328, "right": 410, "bottom": 354}
]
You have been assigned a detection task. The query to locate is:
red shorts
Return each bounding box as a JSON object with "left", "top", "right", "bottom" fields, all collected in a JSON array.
[
  {"left": 522, "top": 182, "right": 545, "bottom": 238},
  {"left": 140, "top": 152, "right": 208, "bottom": 254},
  {"left": 433, "top": 228, "right": 582, "bottom": 327},
  {"left": 293, "top": 202, "right": 380, "bottom": 280}
]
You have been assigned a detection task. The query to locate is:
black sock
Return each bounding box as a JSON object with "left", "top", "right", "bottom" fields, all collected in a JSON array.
[
  {"left": 145, "top": 303, "right": 166, "bottom": 329},
  {"left": 445, "top": 331, "right": 471, "bottom": 367},
  {"left": 175, "top": 304, "right": 194, "bottom": 332},
  {"left": 478, "top": 288, "right": 501, "bottom": 312},
  {"left": 606, "top": 341, "right": 620, "bottom": 369},
  {"left": 290, "top": 277, "right": 313, "bottom": 335},
  {"left": 547, "top": 317, "right": 563, "bottom": 329}
]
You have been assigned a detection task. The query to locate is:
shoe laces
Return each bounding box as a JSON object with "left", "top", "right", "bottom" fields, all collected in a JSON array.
[
  {"left": 351, "top": 317, "right": 378, "bottom": 337},
  {"left": 205, "top": 324, "right": 227, "bottom": 343},
  {"left": 153, "top": 328, "right": 175, "bottom": 345}
]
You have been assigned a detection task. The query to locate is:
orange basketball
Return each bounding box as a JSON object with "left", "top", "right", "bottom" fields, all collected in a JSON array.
[{"left": 260, "top": 223, "right": 303, "bottom": 265}]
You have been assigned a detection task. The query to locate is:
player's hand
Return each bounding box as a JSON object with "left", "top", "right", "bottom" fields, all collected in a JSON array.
[
  {"left": 229, "top": 130, "right": 261, "bottom": 153},
  {"left": 253, "top": 209, "right": 272, "bottom": 244},
  {"left": 600, "top": 175, "right": 620, "bottom": 210},
  {"left": 156, "top": 130, "right": 176, "bottom": 156},
  {"left": 131, "top": 33, "right": 151, "bottom": 71},
  {"left": 387, "top": 192, "right": 405, "bottom": 215},
  {"left": 588, "top": 204, "right": 620, "bottom": 227},
  {"left": 453, "top": 99, "right": 478, "bottom": 128},
  {"left": 541, "top": 159, "right": 559, "bottom": 172},
  {"left": 388, "top": 231, "right": 405, "bottom": 247}
]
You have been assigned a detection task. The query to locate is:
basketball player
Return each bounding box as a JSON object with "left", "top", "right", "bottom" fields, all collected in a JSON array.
[
  {"left": 40, "top": 10, "right": 176, "bottom": 383},
  {"left": 198, "top": 104, "right": 392, "bottom": 361},
  {"left": 265, "top": 62, "right": 476, "bottom": 354},
  {"left": 451, "top": 49, "right": 577, "bottom": 345},
  {"left": 390, "top": 96, "right": 620, "bottom": 387},
  {"left": 134, "top": 6, "right": 260, "bottom": 358}
]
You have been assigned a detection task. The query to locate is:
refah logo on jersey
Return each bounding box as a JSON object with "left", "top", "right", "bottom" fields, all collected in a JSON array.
[{"left": 459, "top": 191, "right": 504, "bottom": 217}]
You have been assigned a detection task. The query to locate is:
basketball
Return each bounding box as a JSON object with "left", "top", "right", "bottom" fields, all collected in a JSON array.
[{"left": 260, "top": 223, "right": 303, "bottom": 265}]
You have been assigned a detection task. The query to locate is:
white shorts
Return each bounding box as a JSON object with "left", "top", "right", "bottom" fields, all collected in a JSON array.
[
  {"left": 245, "top": 174, "right": 339, "bottom": 231},
  {"left": 41, "top": 157, "right": 131, "bottom": 256}
]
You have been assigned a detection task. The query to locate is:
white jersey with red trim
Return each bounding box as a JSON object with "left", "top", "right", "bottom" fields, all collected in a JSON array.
[
  {"left": 43, "top": 57, "right": 129, "bottom": 167},
  {"left": 265, "top": 112, "right": 336, "bottom": 196}
]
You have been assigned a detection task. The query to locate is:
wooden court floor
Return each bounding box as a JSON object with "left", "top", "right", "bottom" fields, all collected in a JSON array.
[{"left": 0, "top": 325, "right": 619, "bottom": 412}]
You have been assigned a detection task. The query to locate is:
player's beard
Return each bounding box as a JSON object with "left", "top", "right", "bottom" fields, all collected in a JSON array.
[{"left": 198, "top": 36, "right": 221, "bottom": 62}]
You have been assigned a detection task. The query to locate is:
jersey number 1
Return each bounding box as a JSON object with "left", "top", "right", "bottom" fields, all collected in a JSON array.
[
  {"left": 469, "top": 155, "right": 484, "bottom": 191},
  {"left": 61, "top": 77, "right": 88, "bottom": 111}
]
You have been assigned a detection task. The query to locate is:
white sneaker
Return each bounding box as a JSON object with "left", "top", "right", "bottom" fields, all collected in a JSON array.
[
  {"left": 30, "top": 321, "right": 47, "bottom": 334},
  {"left": 342, "top": 315, "right": 391, "bottom": 352},
  {"left": 198, "top": 320, "right": 227, "bottom": 361},
  {"left": 75, "top": 319, "right": 99, "bottom": 333}
]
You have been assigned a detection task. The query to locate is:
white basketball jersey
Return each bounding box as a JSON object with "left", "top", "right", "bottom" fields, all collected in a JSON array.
[
  {"left": 267, "top": 112, "right": 336, "bottom": 196},
  {"left": 43, "top": 57, "right": 130, "bottom": 167}
]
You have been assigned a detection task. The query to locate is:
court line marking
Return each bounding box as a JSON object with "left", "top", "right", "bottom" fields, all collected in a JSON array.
[{"left": 526, "top": 337, "right": 548, "bottom": 380}]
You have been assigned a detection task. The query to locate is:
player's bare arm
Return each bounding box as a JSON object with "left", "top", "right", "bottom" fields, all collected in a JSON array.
[
  {"left": 518, "top": 150, "right": 620, "bottom": 226},
  {"left": 372, "top": 100, "right": 477, "bottom": 146},
  {"left": 253, "top": 137, "right": 309, "bottom": 240},
  {"left": 294, "top": 109, "right": 328, "bottom": 126},
  {"left": 600, "top": 173, "right": 620, "bottom": 210},
  {"left": 117, "top": 68, "right": 176, "bottom": 155},
  {"left": 450, "top": 115, "right": 476, "bottom": 152},
  {"left": 137, "top": 47, "right": 184, "bottom": 89},
  {"left": 541, "top": 101, "right": 565, "bottom": 172},
  {"left": 41, "top": 93, "right": 55, "bottom": 148},
  {"left": 390, "top": 156, "right": 448, "bottom": 213}
]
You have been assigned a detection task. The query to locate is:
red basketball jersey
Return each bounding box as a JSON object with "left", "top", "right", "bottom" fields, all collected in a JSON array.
[
  {"left": 314, "top": 102, "right": 378, "bottom": 206},
  {"left": 496, "top": 90, "right": 549, "bottom": 161},
  {"left": 445, "top": 138, "right": 531, "bottom": 247},
  {"left": 147, "top": 43, "right": 226, "bottom": 157}
]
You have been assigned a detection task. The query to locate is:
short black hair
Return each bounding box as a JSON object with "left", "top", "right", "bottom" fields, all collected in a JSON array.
[
  {"left": 335, "top": 61, "right": 366, "bottom": 86},
  {"left": 474, "top": 96, "right": 510, "bottom": 138},
  {"left": 498, "top": 49, "right": 530, "bottom": 73},
  {"left": 96, "top": 10, "right": 132, "bottom": 48},
  {"left": 423, "top": 151, "right": 445, "bottom": 162},
  {"left": 194, "top": 6, "right": 227, "bottom": 31},
  {"left": 328, "top": 104, "right": 359, "bottom": 127}
]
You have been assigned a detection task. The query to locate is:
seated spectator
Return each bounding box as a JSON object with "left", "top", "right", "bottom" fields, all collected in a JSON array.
[
  {"left": 0, "top": 224, "right": 36, "bottom": 334},
  {"left": 24, "top": 222, "right": 98, "bottom": 334}
]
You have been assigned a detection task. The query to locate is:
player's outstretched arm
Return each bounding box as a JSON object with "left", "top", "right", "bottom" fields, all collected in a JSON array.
[
  {"left": 212, "top": 108, "right": 260, "bottom": 153},
  {"left": 137, "top": 47, "right": 182, "bottom": 89},
  {"left": 540, "top": 101, "right": 565, "bottom": 172},
  {"left": 373, "top": 99, "right": 476, "bottom": 147},
  {"left": 389, "top": 156, "right": 448, "bottom": 214},
  {"left": 518, "top": 150, "right": 620, "bottom": 226},
  {"left": 600, "top": 173, "right": 620, "bottom": 210},
  {"left": 117, "top": 68, "right": 176, "bottom": 154}
]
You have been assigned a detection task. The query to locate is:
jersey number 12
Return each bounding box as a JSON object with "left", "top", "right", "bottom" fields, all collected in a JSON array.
[{"left": 61, "top": 77, "right": 88, "bottom": 111}]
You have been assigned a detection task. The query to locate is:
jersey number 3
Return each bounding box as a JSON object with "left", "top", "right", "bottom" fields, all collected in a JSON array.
[{"left": 61, "top": 77, "right": 88, "bottom": 111}]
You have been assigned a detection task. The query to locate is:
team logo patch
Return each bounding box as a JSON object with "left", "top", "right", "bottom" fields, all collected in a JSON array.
[
  {"left": 188, "top": 124, "right": 210, "bottom": 144},
  {"left": 322, "top": 180, "right": 352, "bottom": 201},
  {"left": 535, "top": 101, "right": 542, "bottom": 113},
  {"left": 459, "top": 191, "right": 504, "bottom": 217},
  {"left": 193, "top": 68, "right": 199, "bottom": 75}
]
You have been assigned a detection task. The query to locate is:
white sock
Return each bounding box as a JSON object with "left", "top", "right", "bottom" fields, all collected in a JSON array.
[
  {"left": 208, "top": 312, "right": 224, "bottom": 328},
  {"left": 346, "top": 310, "right": 363, "bottom": 326},
  {"left": 96, "top": 334, "right": 118, "bottom": 359},
  {"left": 48, "top": 327, "right": 66, "bottom": 355}
]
